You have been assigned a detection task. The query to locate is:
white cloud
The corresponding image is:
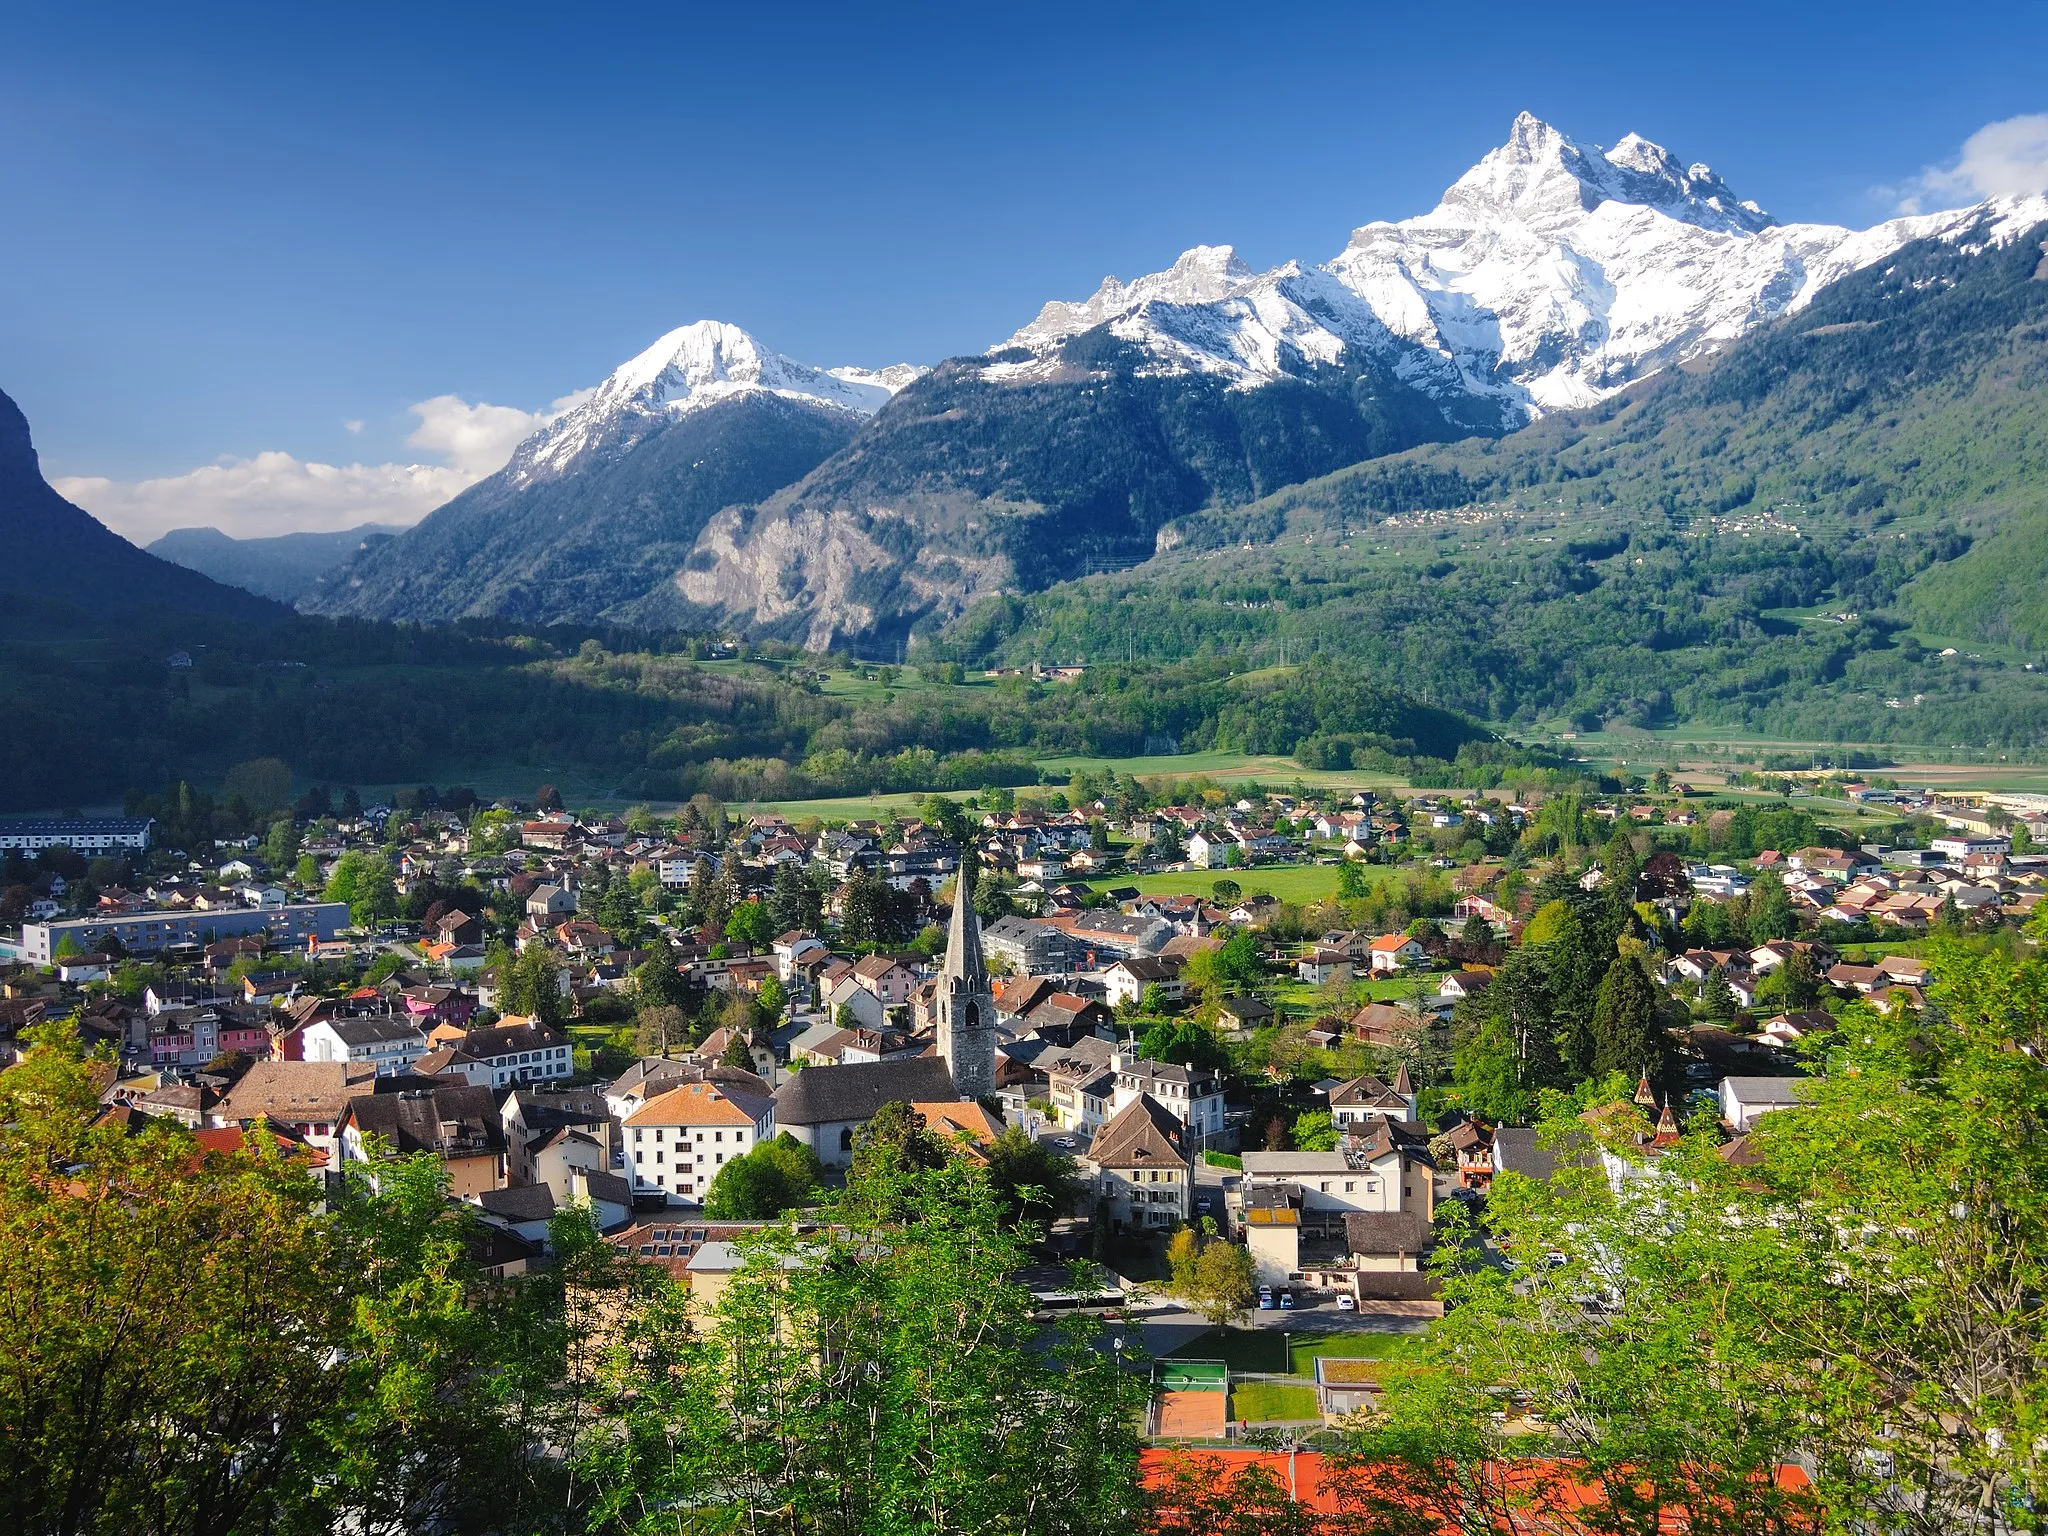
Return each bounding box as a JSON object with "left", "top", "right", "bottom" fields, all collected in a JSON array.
[
  {"left": 343, "top": 418, "right": 365, "bottom": 434},
  {"left": 1896, "top": 112, "right": 2048, "bottom": 213},
  {"left": 58, "top": 389, "right": 594, "bottom": 544},
  {"left": 404, "top": 390, "right": 590, "bottom": 478}
]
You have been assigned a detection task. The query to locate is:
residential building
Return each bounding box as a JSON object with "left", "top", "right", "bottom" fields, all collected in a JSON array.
[
  {"left": 1720, "top": 1075, "right": 1808, "bottom": 1131},
  {"left": 449, "top": 1021, "right": 575, "bottom": 1089},
  {"left": 1081, "top": 1093, "right": 1191, "bottom": 1231},
  {"left": 1109, "top": 1054, "right": 1225, "bottom": 1149},
  {"left": 1367, "top": 934, "right": 1427, "bottom": 974},
  {"left": 337, "top": 1083, "right": 508, "bottom": 1196},
  {"left": 624, "top": 1080, "right": 777, "bottom": 1205},
  {"left": 0, "top": 816, "right": 154, "bottom": 856},
  {"left": 980, "top": 914, "right": 1079, "bottom": 975},
  {"left": 300, "top": 1016, "right": 428, "bottom": 1077},
  {"left": 1102, "top": 954, "right": 1186, "bottom": 1008}
]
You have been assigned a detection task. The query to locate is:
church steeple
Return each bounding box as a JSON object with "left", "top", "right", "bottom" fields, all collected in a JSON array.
[
  {"left": 937, "top": 861, "right": 996, "bottom": 1100},
  {"left": 943, "top": 859, "right": 988, "bottom": 993}
]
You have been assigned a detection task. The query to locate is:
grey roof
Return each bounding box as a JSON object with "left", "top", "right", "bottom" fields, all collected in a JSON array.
[
  {"left": 1491, "top": 1126, "right": 1573, "bottom": 1181},
  {"left": 344, "top": 1084, "right": 504, "bottom": 1156},
  {"left": 477, "top": 1184, "right": 557, "bottom": 1222},
  {"left": 576, "top": 1169, "right": 633, "bottom": 1207},
  {"left": 1241, "top": 1151, "right": 1350, "bottom": 1176},
  {"left": 1722, "top": 1076, "right": 1809, "bottom": 1105},
  {"left": 327, "top": 1017, "right": 424, "bottom": 1047},
  {"left": 1342, "top": 1209, "right": 1433, "bottom": 1258},
  {"left": 459, "top": 1022, "right": 569, "bottom": 1060},
  {"left": 772, "top": 1057, "right": 960, "bottom": 1125}
]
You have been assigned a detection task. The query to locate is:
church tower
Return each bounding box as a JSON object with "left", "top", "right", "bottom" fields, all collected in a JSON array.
[{"left": 937, "top": 861, "right": 996, "bottom": 1101}]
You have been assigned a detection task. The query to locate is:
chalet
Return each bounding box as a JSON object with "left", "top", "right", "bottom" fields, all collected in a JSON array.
[{"left": 1081, "top": 1093, "right": 1191, "bottom": 1231}]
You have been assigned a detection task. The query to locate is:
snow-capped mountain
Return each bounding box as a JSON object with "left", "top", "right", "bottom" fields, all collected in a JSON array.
[
  {"left": 1001, "top": 111, "right": 2048, "bottom": 420},
  {"left": 511, "top": 319, "right": 921, "bottom": 483},
  {"left": 301, "top": 321, "right": 922, "bottom": 626}
]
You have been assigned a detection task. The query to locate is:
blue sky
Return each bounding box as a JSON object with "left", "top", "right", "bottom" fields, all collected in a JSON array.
[{"left": 5, "top": 0, "right": 2046, "bottom": 538}]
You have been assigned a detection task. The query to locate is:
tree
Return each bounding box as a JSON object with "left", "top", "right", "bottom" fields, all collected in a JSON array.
[
  {"left": 586, "top": 1162, "right": 1145, "bottom": 1535},
  {"left": 1344, "top": 944, "right": 2048, "bottom": 1536},
  {"left": 633, "top": 941, "right": 690, "bottom": 1010},
  {"left": 1167, "top": 1229, "right": 1257, "bottom": 1329},
  {"left": 1589, "top": 952, "right": 1661, "bottom": 1080},
  {"left": 703, "top": 1133, "right": 820, "bottom": 1219},
  {"left": 756, "top": 974, "right": 787, "bottom": 1020},
  {"left": 323, "top": 849, "right": 397, "bottom": 926},
  {"left": 840, "top": 870, "right": 898, "bottom": 946},
  {"left": 1452, "top": 1010, "right": 1530, "bottom": 1124},
  {"left": 1147, "top": 1452, "right": 1324, "bottom": 1536},
  {"left": 0, "top": 1023, "right": 597, "bottom": 1536},
  {"left": 262, "top": 817, "right": 299, "bottom": 873},
  {"left": 842, "top": 1101, "right": 951, "bottom": 1221},
  {"left": 1137, "top": 1018, "right": 1229, "bottom": 1072},
  {"left": 535, "top": 783, "right": 562, "bottom": 811},
  {"left": 719, "top": 1034, "right": 755, "bottom": 1071},
  {"left": 1292, "top": 1109, "right": 1339, "bottom": 1151},
  {"left": 1747, "top": 871, "right": 1797, "bottom": 943},
  {"left": 724, "top": 898, "right": 774, "bottom": 949},
  {"left": 920, "top": 793, "right": 976, "bottom": 850},
  {"left": 1699, "top": 964, "right": 1739, "bottom": 1022},
  {"left": 979, "top": 1125, "right": 1083, "bottom": 1228},
  {"left": 767, "top": 860, "right": 820, "bottom": 935},
  {"left": 504, "top": 945, "right": 566, "bottom": 1027},
  {"left": 1211, "top": 877, "right": 1242, "bottom": 902},
  {"left": 634, "top": 1004, "right": 688, "bottom": 1058},
  {"left": 1150, "top": 822, "right": 1183, "bottom": 862},
  {"left": 223, "top": 756, "right": 294, "bottom": 817}
]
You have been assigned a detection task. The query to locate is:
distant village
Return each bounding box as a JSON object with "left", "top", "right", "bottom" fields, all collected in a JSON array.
[{"left": 1, "top": 767, "right": 2042, "bottom": 1338}]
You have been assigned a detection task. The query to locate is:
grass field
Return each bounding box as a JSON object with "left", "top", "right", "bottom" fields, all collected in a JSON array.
[
  {"left": 1230, "top": 1383, "right": 1320, "bottom": 1422},
  {"left": 1163, "top": 1328, "right": 1288, "bottom": 1373},
  {"left": 1112, "top": 863, "right": 1394, "bottom": 906},
  {"left": 1287, "top": 1331, "right": 1423, "bottom": 1375}
]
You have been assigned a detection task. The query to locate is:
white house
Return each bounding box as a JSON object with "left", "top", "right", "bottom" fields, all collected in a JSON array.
[
  {"left": 623, "top": 1079, "right": 776, "bottom": 1205},
  {"left": 1185, "top": 832, "right": 1227, "bottom": 870},
  {"left": 300, "top": 1016, "right": 427, "bottom": 1077},
  {"left": 1719, "top": 1075, "right": 1808, "bottom": 1131},
  {"left": 1367, "top": 934, "right": 1427, "bottom": 974},
  {"left": 1109, "top": 1053, "right": 1226, "bottom": 1150}
]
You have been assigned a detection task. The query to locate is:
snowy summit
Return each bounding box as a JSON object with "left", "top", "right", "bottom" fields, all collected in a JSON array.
[{"left": 997, "top": 111, "right": 2048, "bottom": 421}]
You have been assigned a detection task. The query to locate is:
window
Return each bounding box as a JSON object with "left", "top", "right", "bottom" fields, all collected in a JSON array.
[
  {"left": 1344, "top": 1181, "right": 1355, "bottom": 1192},
  {"left": 715, "top": 1131, "right": 723, "bottom": 1143},
  {"left": 840, "top": 1128, "right": 854, "bottom": 1152}
]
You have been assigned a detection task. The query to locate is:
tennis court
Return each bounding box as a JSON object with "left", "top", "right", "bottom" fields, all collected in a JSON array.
[{"left": 1155, "top": 1390, "right": 1230, "bottom": 1439}]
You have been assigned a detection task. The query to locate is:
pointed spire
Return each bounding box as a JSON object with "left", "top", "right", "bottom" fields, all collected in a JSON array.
[
  {"left": 1655, "top": 1098, "right": 1680, "bottom": 1138},
  {"left": 1393, "top": 1061, "right": 1414, "bottom": 1097},
  {"left": 943, "top": 860, "right": 987, "bottom": 992},
  {"left": 1633, "top": 1070, "right": 1657, "bottom": 1108}
]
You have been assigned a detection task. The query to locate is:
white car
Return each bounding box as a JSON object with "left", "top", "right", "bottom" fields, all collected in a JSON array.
[
  {"left": 1052, "top": 1136, "right": 1073, "bottom": 1149},
  {"left": 1336, "top": 1294, "right": 1357, "bottom": 1312}
]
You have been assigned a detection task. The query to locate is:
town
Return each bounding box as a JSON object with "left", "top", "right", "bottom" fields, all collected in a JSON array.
[{"left": 3, "top": 753, "right": 2042, "bottom": 1527}]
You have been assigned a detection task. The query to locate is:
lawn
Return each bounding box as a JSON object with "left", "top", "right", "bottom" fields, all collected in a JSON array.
[
  {"left": 1230, "top": 1383, "right": 1320, "bottom": 1423},
  {"left": 1287, "top": 1331, "right": 1423, "bottom": 1376},
  {"left": 1164, "top": 1327, "right": 1426, "bottom": 1382},
  {"left": 1036, "top": 748, "right": 1404, "bottom": 794},
  {"left": 1116, "top": 863, "right": 1395, "bottom": 906},
  {"left": 1163, "top": 1328, "right": 1287, "bottom": 1374}
]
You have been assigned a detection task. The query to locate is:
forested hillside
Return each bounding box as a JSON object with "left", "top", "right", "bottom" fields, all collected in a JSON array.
[{"left": 944, "top": 219, "right": 2048, "bottom": 747}]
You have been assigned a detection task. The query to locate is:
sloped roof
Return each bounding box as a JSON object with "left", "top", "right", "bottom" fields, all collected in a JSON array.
[
  {"left": 1343, "top": 1209, "right": 1433, "bottom": 1258},
  {"left": 772, "top": 1057, "right": 960, "bottom": 1126},
  {"left": 1085, "top": 1092, "right": 1187, "bottom": 1170},
  {"left": 218, "top": 1060, "right": 376, "bottom": 1123},
  {"left": 628, "top": 1080, "right": 774, "bottom": 1128}
]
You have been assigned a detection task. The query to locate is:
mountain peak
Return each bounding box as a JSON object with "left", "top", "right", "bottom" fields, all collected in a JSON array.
[
  {"left": 1433, "top": 113, "right": 1774, "bottom": 236},
  {"left": 1005, "top": 243, "right": 1260, "bottom": 349}
]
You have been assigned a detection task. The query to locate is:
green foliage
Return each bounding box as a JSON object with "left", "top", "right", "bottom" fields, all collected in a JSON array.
[
  {"left": 1136, "top": 1018, "right": 1229, "bottom": 1071},
  {"left": 584, "top": 1162, "right": 1145, "bottom": 1536},
  {"left": 723, "top": 897, "right": 773, "bottom": 948},
  {"left": 1165, "top": 1227, "right": 1257, "bottom": 1330},
  {"left": 978, "top": 1125, "right": 1083, "bottom": 1228},
  {"left": 1348, "top": 943, "right": 2048, "bottom": 1533},
  {"left": 703, "top": 1132, "right": 820, "bottom": 1220},
  {"left": 322, "top": 848, "right": 396, "bottom": 926},
  {"left": 1290, "top": 1109, "right": 1339, "bottom": 1152}
]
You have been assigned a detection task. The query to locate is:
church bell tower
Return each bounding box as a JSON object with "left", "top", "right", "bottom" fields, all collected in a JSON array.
[{"left": 937, "top": 861, "right": 996, "bottom": 1101}]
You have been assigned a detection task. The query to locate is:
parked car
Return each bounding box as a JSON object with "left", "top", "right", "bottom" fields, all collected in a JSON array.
[
  {"left": 1278, "top": 1289, "right": 1295, "bottom": 1309},
  {"left": 1257, "top": 1287, "right": 1275, "bottom": 1310},
  {"left": 1336, "top": 1293, "right": 1357, "bottom": 1311}
]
